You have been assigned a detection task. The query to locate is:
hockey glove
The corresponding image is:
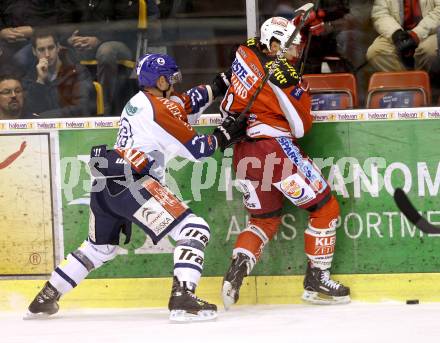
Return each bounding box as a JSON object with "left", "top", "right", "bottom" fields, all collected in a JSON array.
[
  {"left": 212, "top": 115, "right": 247, "bottom": 152},
  {"left": 309, "top": 9, "right": 326, "bottom": 36},
  {"left": 186, "top": 86, "right": 210, "bottom": 114},
  {"left": 211, "top": 68, "right": 232, "bottom": 98},
  {"left": 296, "top": 9, "right": 326, "bottom": 36}
]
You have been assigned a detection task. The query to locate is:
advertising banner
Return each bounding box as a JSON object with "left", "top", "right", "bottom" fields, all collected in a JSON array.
[
  {"left": 58, "top": 119, "right": 440, "bottom": 278},
  {"left": 0, "top": 134, "right": 54, "bottom": 275}
]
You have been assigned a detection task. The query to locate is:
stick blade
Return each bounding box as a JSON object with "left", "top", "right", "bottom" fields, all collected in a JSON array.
[
  {"left": 295, "top": 3, "right": 315, "bottom": 14},
  {"left": 394, "top": 188, "right": 440, "bottom": 234},
  {"left": 394, "top": 188, "right": 421, "bottom": 224}
]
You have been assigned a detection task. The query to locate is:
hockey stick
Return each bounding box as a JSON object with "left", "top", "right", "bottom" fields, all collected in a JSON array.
[
  {"left": 236, "top": 2, "right": 315, "bottom": 122},
  {"left": 393, "top": 188, "right": 440, "bottom": 234},
  {"left": 297, "top": 0, "right": 320, "bottom": 75}
]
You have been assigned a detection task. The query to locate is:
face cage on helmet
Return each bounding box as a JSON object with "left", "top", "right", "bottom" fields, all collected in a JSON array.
[
  {"left": 286, "top": 42, "right": 304, "bottom": 57},
  {"left": 284, "top": 43, "right": 305, "bottom": 64},
  {"left": 168, "top": 71, "right": 182, "bottom": 85}
]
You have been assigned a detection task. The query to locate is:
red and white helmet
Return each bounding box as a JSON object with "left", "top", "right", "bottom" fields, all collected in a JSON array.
[{"left": 260, "top": 17, "right": 301, "bottom": 53}]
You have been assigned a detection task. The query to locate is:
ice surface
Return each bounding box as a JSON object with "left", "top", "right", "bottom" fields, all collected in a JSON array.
[{"left": 2, "top": 302, "right": 439, "bottom": 343}]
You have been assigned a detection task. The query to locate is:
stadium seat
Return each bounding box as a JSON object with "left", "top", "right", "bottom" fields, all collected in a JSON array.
[
  {"left": 136, "top": 0, "right": 148, "bottom": 61},
  {"left": 302, "top": 73, "right": 358, "bottom": 110},
  {"left": 80, "top": 0, "right": 148, "bottom": 115},
  {"left": 366, "top": 71, "right": 431, "bottom": 108},
  {"left": 80, "top": 59, "right": 136, "bottom": 69},
  {"left": 80, "top": 0, "right": 146, "bottom": 70},
  {"left": 93, "top": 81, "right": 105, "bottom": 115}
]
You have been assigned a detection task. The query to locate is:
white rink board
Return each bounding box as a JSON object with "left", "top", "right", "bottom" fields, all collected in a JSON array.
[
  {"left": 3, "top": 302, "right": 440, "bottom": 343},
  {"left": 1, "top": 106, "right": 440, "bottom": 134}
]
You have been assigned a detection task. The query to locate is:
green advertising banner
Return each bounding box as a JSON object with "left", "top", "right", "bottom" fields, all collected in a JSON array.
[{"left": 59, "top": 120, "right": 440, "bottom": 279}]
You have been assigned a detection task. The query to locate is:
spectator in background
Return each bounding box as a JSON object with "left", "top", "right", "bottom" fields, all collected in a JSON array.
[
  {"left": 0, "top": 74, "right": 27, "bottom": 119},
  {"left": 23, "top": 28, "right": 94, "bottom": 118},
  {"left": 57, "top": 0, "right": 161, "bottom": 115},
  {"left": 366, "top": 0, "right": 440, "bottom": 71},
  {"left": 271, "top": 1, "right": 374, "bottom": 105},
  {"left": 282, "top": 0, "right": 374, "bottom": 75},
  {"left": 0, "top": 0, "right": 57, "bottom": 73}
]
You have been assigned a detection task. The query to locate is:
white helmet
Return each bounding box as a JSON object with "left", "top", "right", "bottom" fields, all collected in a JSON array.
[{"left": 260, "top": 17, "right": 301, "bottom": 52}]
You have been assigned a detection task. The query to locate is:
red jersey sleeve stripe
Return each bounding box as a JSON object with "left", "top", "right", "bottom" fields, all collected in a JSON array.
[{"left": 148, "top": 93, "right": 196, "bottom": 144}]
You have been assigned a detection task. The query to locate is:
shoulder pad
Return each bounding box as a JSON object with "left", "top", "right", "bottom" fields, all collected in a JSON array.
[
  {"left": 237, "top": 40, "right": 300, "bottom": 88},
  {"left": 245, "top": 37, "right": 258, "bottom": 47},
  {"left": 265, "top": 57, "right": 300, "bottom": 88}
]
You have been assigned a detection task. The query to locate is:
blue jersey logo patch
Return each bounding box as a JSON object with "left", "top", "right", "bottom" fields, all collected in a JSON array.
[{"left": 290, "top": 87, "right": 303, "bottom": 100}]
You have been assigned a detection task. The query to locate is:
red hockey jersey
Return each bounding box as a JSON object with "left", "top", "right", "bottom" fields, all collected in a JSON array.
[{"left": 220, "top": 38, "right": 312, "bottom": 139}]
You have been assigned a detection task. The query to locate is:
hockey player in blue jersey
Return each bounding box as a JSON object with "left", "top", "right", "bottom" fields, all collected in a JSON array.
[{"left": 25, "top": 53, "right": 244, "bottom": 322}]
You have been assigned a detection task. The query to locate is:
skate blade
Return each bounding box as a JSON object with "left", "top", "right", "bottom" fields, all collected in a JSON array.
[
  {"left": 302, "top": 290, "right": 351, "bottom": 305},
  {"left": 23, "top": 311, "right": 54, "bottom": 320},
  {"left": 222, "top": 281, "right": 236, "bottom": 310},
  {"left": 169, "top": 310, "right": 217, "bottom": 323}
]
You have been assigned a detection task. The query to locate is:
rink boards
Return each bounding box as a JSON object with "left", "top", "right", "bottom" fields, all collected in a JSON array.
[
  {"left": 3, "top": 273, "right": 440, "bottom": 310},
  {"left": 1, "top": 107, "right": 440, "bottom": 309}
]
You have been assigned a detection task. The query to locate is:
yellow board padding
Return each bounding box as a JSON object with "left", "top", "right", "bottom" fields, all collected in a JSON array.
[
  {"left": 0, "top": 135, "right": 54, "bottom": 275},
  {"left": 255, "top": 273, "right": 440, "bottom": 304},
  {"left": 2, "top": 273, "right": 440, "bottom": 311}
]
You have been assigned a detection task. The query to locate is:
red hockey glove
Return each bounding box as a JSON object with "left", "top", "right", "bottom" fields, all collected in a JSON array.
[
  {"left": 308, "top": 9, "right": 326, "bottom": 36},
  {"left": 294, "top": 9, "right": 326, "bottom": 36}
]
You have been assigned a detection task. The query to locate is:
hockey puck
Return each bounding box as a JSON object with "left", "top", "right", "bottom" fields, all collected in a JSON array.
[{"left": 406, "top": 299, "right": 419, "bottom": 305}]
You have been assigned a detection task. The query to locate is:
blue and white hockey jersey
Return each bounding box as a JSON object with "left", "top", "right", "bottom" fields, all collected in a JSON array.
[{"left": 114, "top": 85, "right": 217, "bottom": 182}]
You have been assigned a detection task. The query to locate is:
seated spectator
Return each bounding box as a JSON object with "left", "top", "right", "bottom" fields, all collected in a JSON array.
[
  {"left": 366, "top": 0, "right": 440, "bottom": 72},
  {"left": 0, "top": 73, "right": 28, "bottom": 119},
  {"left": 22, "top": 28, "right": 95, "bottom": 118},
  {"left": 0, "top": 0, "right": 57, "bottom": 73},
  {"left": 57, "top": 0, "right": 161, "bottom": 114}
]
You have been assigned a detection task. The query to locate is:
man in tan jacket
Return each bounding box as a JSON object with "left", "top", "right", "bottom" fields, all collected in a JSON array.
[{"left": 366, "top": 0, "right": 440, "bottom": 71}]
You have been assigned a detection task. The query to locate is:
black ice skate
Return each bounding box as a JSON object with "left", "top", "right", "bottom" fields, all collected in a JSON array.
[
  {"left": 168, "top": 277, "right": 217, "bottom": 322},
  {"left": 302, "top": 264, "right": 351, "bottom": 305},
  {"left": 222, "top": 253, "right": 251, "bottom": 310},
  {"left": 24, "top": 282, "right": 61, "bottom": 320}
]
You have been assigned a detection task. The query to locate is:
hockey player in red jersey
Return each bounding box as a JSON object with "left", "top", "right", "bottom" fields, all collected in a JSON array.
[
  {"left": 221, "top": 15, "right": 350, "bottom": 308},
  {"left": 25, "top": 53, "right": 245, "bottom": 322}
]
